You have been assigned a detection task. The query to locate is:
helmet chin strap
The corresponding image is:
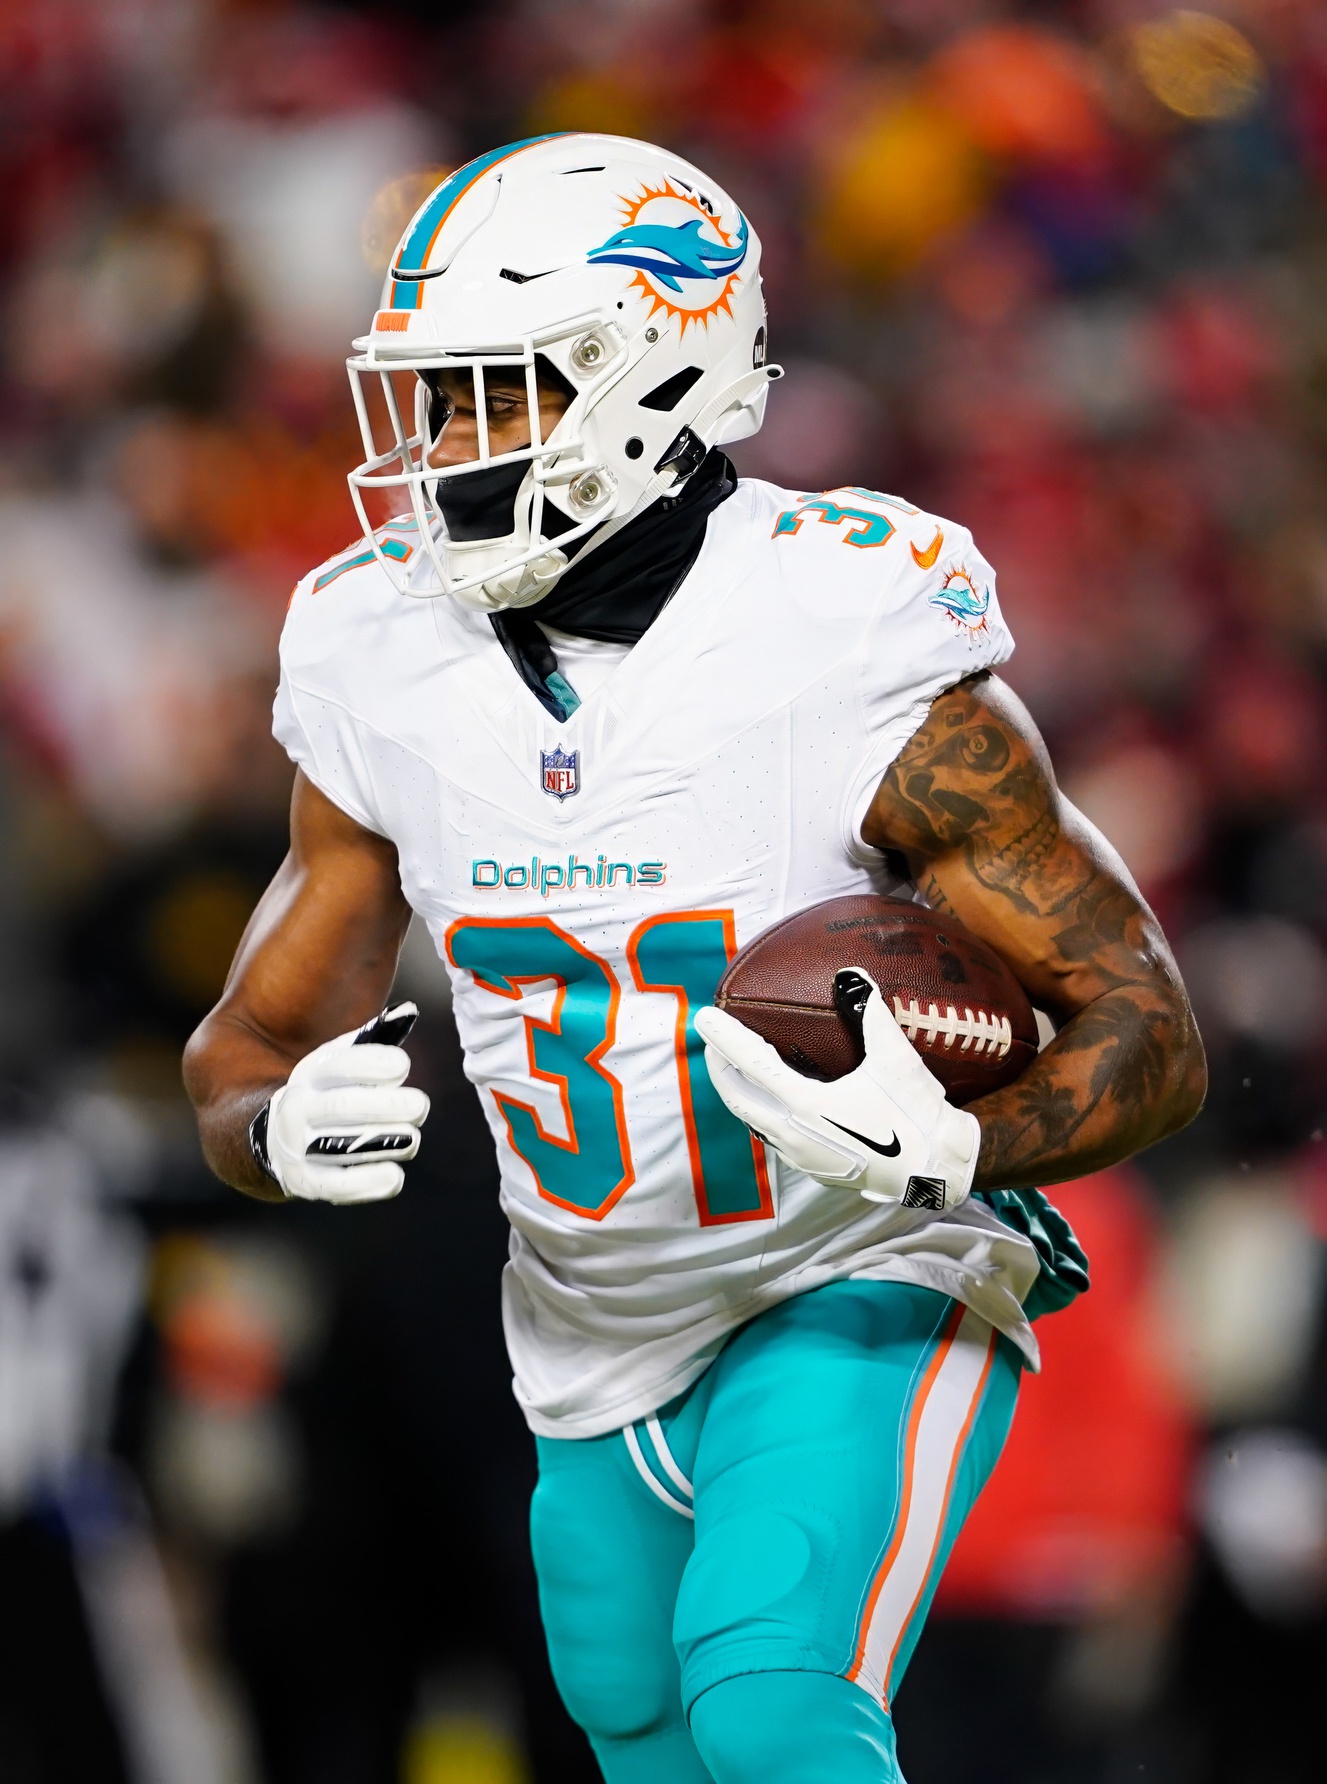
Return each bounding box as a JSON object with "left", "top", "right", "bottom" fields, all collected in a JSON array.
[
  {"left": 473, "top": 548, "right": 569, "bottom": 610},
  {"left": 476, "top": 365, "right": 780, "bottom": 611}
]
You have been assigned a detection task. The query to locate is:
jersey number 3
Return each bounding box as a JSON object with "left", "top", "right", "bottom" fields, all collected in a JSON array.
[{"left": 446, "top": 913, "right": 772, "bottom": 1226}]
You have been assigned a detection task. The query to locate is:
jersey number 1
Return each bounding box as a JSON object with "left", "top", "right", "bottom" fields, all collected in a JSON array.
[{"left": 446, "top": 913, "right": 772, "bottom": 1225}]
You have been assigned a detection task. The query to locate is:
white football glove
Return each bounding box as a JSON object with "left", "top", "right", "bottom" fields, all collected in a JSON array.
[
  {"left": 695, "top": 970, "right": 980, "bottom": 1213},
  {"left": 250, "top": 1004, "right": 430, "bottom": 1204}
]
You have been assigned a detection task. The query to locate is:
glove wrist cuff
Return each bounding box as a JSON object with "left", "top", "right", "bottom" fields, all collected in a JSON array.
[
  {"left": 249, "top": 1095, "right": 283, "bottom": 1189},
  {"left": 931, "top": 1106, "right": 980, "bottom": 1208}
]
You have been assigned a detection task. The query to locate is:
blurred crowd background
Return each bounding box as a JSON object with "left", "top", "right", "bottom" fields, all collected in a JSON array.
[{"left": 3, "top": 0, "right": 1327, "bottom": 1780}]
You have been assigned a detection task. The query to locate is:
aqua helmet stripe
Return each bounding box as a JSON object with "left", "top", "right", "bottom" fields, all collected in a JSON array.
[{"left": 389, "top": 135, "right": 572, "bottom": 310}]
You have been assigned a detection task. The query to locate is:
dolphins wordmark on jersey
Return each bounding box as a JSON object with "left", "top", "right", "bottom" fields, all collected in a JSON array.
[{"left": 274, "top": 478, "right": 1044, "bottom": 1437}]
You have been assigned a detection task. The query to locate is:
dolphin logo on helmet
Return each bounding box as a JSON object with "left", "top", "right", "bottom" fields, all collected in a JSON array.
[{"left": 586, "top": 215, "right": 750, "bottom": 292}]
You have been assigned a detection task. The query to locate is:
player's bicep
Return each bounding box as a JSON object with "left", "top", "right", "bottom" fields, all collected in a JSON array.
[
  {"left": 921, "top": 798, "right": 1177, "bottom": 1026},
  {"left": 861, "top": 675, "right": 1181, "bottom": 1022},
  {"left": 216, "top": 771, "right": 411, "bottom": 1056}
]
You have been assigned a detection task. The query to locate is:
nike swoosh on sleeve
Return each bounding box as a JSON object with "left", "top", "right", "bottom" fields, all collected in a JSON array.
[
  {"left": 826, "top": 1119, "right": 901, "bottom": 1157},
  {"left": 911, "top": 528, "right": 943, "bottom": 570}
]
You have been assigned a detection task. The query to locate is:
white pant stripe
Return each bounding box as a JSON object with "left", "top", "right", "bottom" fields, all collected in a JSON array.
[
  {"left": 645, "top": 1416, "right": 694, "bottom": 1500},
  {"left": 624, "top": 1423, "right": 695, "bottom": 1519},
  {"left": 850, "top": 1306, "right": 996, "bottom": 1703}
]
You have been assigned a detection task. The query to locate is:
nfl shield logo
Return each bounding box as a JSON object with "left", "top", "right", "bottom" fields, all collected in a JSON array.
[{"left": 541, "top": 744, "right": 579, "bottom": 801}]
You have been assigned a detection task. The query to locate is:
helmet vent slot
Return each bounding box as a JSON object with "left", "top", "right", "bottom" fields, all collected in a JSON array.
[
  {"left": 560, "top": 165, "right": 606, "bottom": 174},
  {"left": 639, "top": 367, "right": 704, "bottom": 412},
  {"left": 499, "top": 267, "right": 554, "bottom": 284}
]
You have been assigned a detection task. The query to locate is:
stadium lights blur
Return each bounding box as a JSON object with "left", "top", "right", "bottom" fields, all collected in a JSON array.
[{"left": 1131, "top": 10, "right": 1265, "bottom": 121}]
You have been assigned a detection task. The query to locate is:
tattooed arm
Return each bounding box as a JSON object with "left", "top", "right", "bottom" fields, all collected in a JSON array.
[{"left": 861, "top": 673, "right": 1206, "bottom": 1190}]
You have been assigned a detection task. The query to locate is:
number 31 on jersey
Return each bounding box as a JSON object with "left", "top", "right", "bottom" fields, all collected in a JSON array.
[{"left": 445, "top": 912, "right": 772, "bottom": 1226}]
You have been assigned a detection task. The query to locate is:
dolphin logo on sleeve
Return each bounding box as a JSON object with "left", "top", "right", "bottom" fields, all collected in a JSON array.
[{"left": 928, "top": 567, "right": 991, "bottom": 631}]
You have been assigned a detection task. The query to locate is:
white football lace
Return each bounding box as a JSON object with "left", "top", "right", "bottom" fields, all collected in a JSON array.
[{"left": 891, "top": 996, "right": 1012, "bottom": 1058}]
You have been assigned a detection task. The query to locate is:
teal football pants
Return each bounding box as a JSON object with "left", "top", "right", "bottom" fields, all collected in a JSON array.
[{"left": 531, "top": 1280, "right": 1021, "bottom": 1783}]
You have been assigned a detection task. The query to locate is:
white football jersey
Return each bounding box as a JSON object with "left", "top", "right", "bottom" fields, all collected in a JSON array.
[{"left": 275, "top": 479, "right": 1044, "bottom": 1436}]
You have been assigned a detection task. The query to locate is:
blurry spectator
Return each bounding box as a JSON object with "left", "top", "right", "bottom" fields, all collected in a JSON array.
[
  {"left": 160, "top": 11, "right": 440, "bottom": 365},
  {"left": 0, "top": 415, "right": 273, "bottom": 841},
  {"left": 0, "top": 1109, "right": 141, "bottom": 1515},
  {"left": 0, "top": 1092, "right": 232, "bottom": 1783},
  {"left": 1164, "top": 1162, "right": 1327, "bottom": 1782},
  {"left": 148, "top": 1233, "right": 320, "bottom": 1549},
  {"left": 730, "top": 357, "right": 881, "bottom": 489},
  {"left": 8, "top": 206, "right": 243, "bottom": 424},
  {"left": 900, "top": 1171, "right": 1193, "bottom": 1784},
  {"left": 4, "top": 0, "right": 1327, "bottom": 1777}
]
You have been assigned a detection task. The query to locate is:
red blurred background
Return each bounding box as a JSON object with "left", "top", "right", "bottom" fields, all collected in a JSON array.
[{"left": 3, "top": 3, "right": 1327, "bottom": 1781}]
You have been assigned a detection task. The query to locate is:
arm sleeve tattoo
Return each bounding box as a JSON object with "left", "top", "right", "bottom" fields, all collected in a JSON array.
[{"left": 862, "top": 673, "right": 1206, "bottom": 1190}]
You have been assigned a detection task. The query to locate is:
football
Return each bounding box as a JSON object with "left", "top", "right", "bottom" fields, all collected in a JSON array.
[{"left": 714, "top": 894, "right": 1039, "bottom": 1106}]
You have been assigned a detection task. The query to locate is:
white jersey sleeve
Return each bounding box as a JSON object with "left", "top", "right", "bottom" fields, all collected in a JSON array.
[
  {"left": 272, "top": 545, "right": 408, "bottom": 837},
  {"left": 846, "top": 514, "right": 1013, "bottom": 858}
]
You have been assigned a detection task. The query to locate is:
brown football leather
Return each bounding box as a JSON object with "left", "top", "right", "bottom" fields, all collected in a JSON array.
[{"left": 715, "top": 894, "right": 1038, "bottom": 1106}]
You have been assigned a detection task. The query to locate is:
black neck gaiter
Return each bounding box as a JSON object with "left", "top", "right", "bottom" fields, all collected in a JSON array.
[{"left": 490, "top": 450, "right": 737, "bottom": 720}]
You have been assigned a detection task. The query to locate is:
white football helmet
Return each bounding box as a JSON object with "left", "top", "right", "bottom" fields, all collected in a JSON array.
[{"left": 346, "top": 132, "right": 781, "bottom": 609}]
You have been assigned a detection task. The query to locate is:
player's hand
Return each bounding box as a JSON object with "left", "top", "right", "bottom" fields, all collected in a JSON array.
[
  {"left": 695, "top": 970, "right": 979, "bottom": 1212},
  {"left": 250, "top": 1003, "right": 430, "bottom": 1204}
]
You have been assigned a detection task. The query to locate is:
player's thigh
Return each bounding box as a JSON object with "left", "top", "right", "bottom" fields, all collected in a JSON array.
[
  {"left": 671, "top": 1280, "right": 1020, "bottom": 1712},
  {"left": 530, "top": 1430, "right": 695, "bottom": 1743}
]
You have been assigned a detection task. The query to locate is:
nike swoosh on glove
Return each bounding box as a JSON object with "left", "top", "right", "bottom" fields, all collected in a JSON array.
[
  {"left": 694, "top": 970, "right": 980, "bottom": 1212},
  {"left": 251, "top": 1003, "right": 430, "bottom": 1204}
]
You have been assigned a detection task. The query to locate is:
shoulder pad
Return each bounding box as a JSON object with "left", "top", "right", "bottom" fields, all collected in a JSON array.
[{"left": 295, "top": 517, "right": 421, "bottom": 601}]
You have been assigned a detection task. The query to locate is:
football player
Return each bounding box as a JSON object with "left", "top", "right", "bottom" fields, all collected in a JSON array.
[{"left": 184, "top": 135, "right": 1205, "bottom": 1783}]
